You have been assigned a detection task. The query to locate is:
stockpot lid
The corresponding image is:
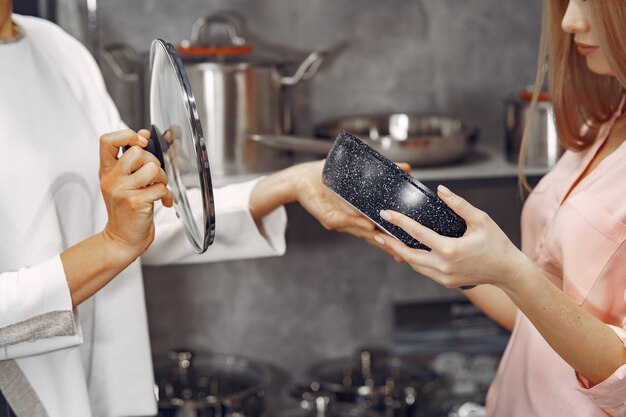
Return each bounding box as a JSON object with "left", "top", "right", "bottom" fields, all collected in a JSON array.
[
  {"left": 273, "top": 393, "right": 382, "bottom": 417},
  {"left": 149, "top": 38, "right": 215, "bottom": 253},
  {"left": 308, "top": 349, "right": 436, "bottom": 397},
  {"left": 176, "top": 14, "right": 303, "bottom": 67},
  {"left": 154, "top": 350, "right": 270, "bottom": 405}
]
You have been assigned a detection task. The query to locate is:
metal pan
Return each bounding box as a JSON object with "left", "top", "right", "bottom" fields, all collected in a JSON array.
[{"left": 250, "top": 114, "right": 478, "bottom": 166}]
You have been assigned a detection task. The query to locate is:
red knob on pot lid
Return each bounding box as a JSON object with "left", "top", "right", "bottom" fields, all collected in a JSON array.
[
  {"left": 518, "top": 90, "right": 550, "bottom": 102},
  {"left": 176, "top": 45, "right": 254, "bottom": 57},
  {"left": 149, "top": 39, "right": 216, "bottom": 253}
]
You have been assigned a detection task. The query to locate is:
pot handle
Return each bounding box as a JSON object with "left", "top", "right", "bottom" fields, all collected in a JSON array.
[
  {"left": 182, "top": 14, "right": 247, "bottom": 47},
  {"left": 250, "top": 134, "right": 332, "bottom": 155},
  {"left": 101, "top": 43, "right": 141, "bottom": 82},
  {"left": 280, "top": 52, "right": 325, "bottom": 86}
]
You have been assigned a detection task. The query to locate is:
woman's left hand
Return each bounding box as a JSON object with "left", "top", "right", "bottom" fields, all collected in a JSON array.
[{"left": 374, "top": 185, "right": 530, "bottom": 289}]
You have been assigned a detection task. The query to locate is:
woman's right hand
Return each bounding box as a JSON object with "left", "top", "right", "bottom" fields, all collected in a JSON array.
[{"left": 99, "top": 129, "right": 173, "bottom": 263}]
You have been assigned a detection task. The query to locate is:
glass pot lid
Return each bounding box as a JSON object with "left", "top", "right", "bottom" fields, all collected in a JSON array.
[{"left": 149, "top": 39, "right": 215, "bottom": 253}]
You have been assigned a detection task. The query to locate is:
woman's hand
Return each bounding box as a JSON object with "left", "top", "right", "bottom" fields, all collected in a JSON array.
[
  {"left": 61, "top": 128, "right": 173, "bottom": 306},
  {"left": 99, "top": 129, "right": 173, "bottom": 263},
  {"left": 250, "top": 160, "right": 410, "bottom": 262},
  {"left": 289, "top": 161, "right": 408, "bottom": 262},
  {"left": 374, "top": 186, "right": 626, "bottom": 386},
  {"left": 374, "top": 185, "right": 531, "bottom": 289}
]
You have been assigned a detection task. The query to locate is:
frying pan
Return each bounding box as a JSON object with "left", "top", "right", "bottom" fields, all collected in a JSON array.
[
  {"left": 251, "top": 114, "right": 478, "bottom": 166},
  {"left": 322, "top": 130, "right": 475, "bottom": 290}
]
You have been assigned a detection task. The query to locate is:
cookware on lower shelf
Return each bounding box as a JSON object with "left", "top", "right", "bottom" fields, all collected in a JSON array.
[
  {"left": 298, "top": 348, "right": 439, "bottom": 417},
  {"left": 269, "top": 391, "right": 382, "bottom": 417},
  {"left": 154, "top": 349, "right": 270, "bottom": 417}
]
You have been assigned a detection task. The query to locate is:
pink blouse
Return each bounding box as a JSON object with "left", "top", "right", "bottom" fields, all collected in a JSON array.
[{"left": 486, "top": 103, "right": 626, "bottom": 417}]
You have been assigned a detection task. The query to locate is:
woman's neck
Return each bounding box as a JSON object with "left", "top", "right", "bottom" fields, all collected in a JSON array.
[{"left": 0, "top": 2, "right": 13, "bottom": 41}]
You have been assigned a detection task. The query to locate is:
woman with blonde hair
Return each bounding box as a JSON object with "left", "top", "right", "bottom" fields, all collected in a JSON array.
[{"left": 375, "top": 0, "right": 626, "bottom": 415}]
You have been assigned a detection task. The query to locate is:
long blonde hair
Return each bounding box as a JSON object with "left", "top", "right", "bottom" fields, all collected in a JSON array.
[{"left": 520, "top": 0, "right": 626, "bottom": 190}]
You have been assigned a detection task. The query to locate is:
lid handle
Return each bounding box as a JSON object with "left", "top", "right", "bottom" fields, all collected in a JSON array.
[
  {"left": 315, "top": 396, "right": 331, "bottom": 417},
  {"left": 182, "top": 14, "right": 247, "bottom": 48},
  {"left": 101, "top": 43, "right": 141, "bottom": 82},
  {"left": 168, "top": 349, "right": 194, "bottom": 371}
]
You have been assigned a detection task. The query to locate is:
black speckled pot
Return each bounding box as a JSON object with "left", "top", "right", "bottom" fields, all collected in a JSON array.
[{"left": 322, "top": 131, "right": 467, "bottom": 250}]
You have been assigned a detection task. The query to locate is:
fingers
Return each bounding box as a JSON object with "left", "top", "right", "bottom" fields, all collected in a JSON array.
[
  {"left": 437, "top": 185, "right": 486, "bottom": 226},
  {"left": 340, "top": 215, "right": 375, "bottom": 231},
  {"left": 325, "top": 192, "right": 375, "bottom": 231},
  {"left": 323, "top": 210, "right": 375, "bottom": 232},
  {"left": 374, "top": 234, "right": 467, "bottom": 288},
  {"left": 167, "top": 125, "right": 182, "bottom": 143},
  {"left": 117, "top": 145, "right": 162, "bottom": 175},
  {"left": 99, "top": 129, "right": 149, "bottom": 175},
  {"left": 338, "top": 227, "right": 404, "bottom": 263},
  {"left": 129, "top": 162, "right": 168, "bottom": 189},
  {"left": 374, "top": 233, "right": 438, "bottom": 268},
  {"left": 137, "top": 128, "right": 151, "bottom": 139},
  {"left": 395, "top": 162, "right": 411, "bottom": 173},
  {"left": 352, "top": 216, "right": 376, "bottom": 231},
  {"left": 379, "top": 210, "right": 444, "bottom": 249},
  {"left": 142, "top": 183, "right": 174, "bottom": 208}
]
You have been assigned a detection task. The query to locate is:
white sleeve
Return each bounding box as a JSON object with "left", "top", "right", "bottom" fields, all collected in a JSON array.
[
  {"left": 142, "top": 178, "right": 288, "bottom": 266},
  {"left": 0, "top": 255, "right": 82, "bottom": 360}
]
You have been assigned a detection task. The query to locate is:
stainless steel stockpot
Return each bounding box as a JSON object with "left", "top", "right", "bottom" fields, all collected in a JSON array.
[
  {"left": 505, "top": 92, "right": 563, "bottom": 168},
  {"left": 103, "top": 14, "right": 325, "bottom": 178},
  {"left": 178, "top": 15, "right": 325, "bottom": 177}
]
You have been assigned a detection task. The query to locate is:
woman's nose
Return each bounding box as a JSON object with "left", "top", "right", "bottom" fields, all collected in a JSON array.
[{"left": 561, "top": 0, "right": 590, "bottom": 34}]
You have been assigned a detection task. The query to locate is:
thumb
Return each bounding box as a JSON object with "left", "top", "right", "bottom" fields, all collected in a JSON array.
[{"left": 437, "top": 184, "right": 482, "bottom": 224}]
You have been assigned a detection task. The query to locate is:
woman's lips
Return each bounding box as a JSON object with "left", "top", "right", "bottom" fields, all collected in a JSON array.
[{"left": 575, "top": 42, "right": 599, "bottom": 57}]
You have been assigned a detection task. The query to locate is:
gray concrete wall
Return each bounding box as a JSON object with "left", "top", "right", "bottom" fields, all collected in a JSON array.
[
  {"left": 54, "top": 0, "right": 541, "bottom": 391},
  {"left": 142, "top": 179, "right": 526, "bottom": 383}
]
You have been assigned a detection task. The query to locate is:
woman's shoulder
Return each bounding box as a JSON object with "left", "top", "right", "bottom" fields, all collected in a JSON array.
[
  {"left": 12, "top": 14, "right": 97, "bottom": 76},
  {"left": 13, "top": 14, "right": 82, "bottom": 49}
]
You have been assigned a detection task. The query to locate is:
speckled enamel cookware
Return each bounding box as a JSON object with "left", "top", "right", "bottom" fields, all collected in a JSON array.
[{"left": 322, "top": 131, "right": 467, "bottom": 250}]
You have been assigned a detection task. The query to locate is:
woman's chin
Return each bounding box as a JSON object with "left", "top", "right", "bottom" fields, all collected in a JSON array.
[{"left": 585, "top": 58, "right": 614, "bottom": 77}]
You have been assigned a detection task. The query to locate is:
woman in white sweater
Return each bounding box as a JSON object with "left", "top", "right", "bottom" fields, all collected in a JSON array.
[{"left": 0, "top": 3, "right": 387, "bottom": 416}]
